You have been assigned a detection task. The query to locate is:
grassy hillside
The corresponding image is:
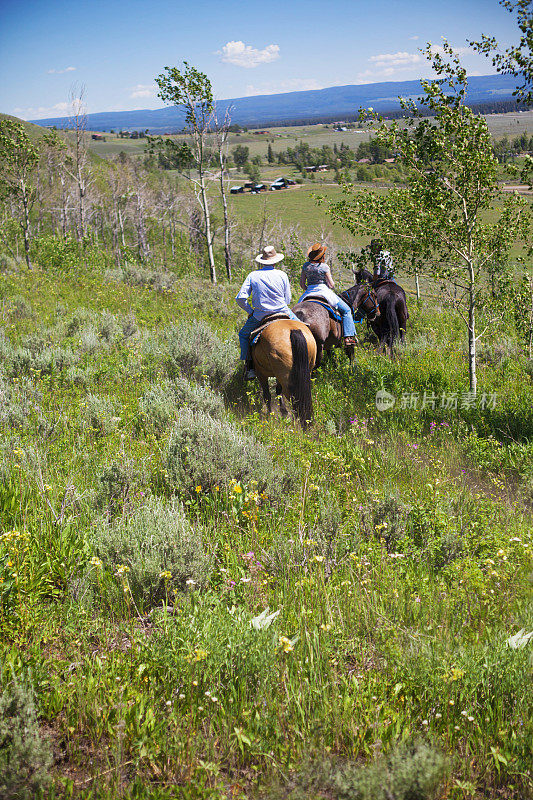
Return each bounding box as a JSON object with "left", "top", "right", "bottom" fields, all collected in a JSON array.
[
  {"left": 0, "top": 247, "right": 531, "bottom": 798},
  {"left": 0, "top": 112, "right": 48, "bottom": 141}
]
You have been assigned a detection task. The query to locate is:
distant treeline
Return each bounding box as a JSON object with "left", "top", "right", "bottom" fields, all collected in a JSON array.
[
  {"left": 492, "top": 132, "right": 533, "bottom": 162},
  {"left": 126, "top": 99, "right": 531, "bottom": 136}
]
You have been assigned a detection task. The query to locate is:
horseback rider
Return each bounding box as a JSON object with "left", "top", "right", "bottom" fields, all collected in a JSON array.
[
  {"left": 297, "top": 243, "right": 358, "bottom": 347},
  {"left": 236, "top": 245, "right": 300, "bottom": 380},
  {"left": 369, "top": 239, "right": 395, "bottom": 282}
]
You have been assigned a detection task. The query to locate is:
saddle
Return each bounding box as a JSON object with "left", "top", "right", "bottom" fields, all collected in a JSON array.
[
  {"left": 302, "top": 296, "right": 342, "bottom": 322},
  {"left": 371, "top": 278, "right": 397, "bottom": 289},
  {"left": 249, "top": 312, "right": 293, "bottom": 347}
]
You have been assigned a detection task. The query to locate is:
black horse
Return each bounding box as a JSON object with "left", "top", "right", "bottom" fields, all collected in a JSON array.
[
  {"left": 293, "top": 284, "right": 380, "bottom": 367},
  {"left": 349, "top": 269, "right": 409, "bottom": 355}
]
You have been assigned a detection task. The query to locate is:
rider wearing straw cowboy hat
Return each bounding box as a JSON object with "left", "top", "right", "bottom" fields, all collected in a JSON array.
[{"left": 236, "top": 245, "right": 300, "bottom": 380}]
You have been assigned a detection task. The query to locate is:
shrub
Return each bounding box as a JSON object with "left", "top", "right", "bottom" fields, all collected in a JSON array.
[
  {"left": 121, "top": 311, "right": 138, "bottom": 339},
  {"left": 78, "top": 324, "right": 101, "bottom": 353},
  {"left": 277, "top": 740, "right": 446, "bottom": 800},
  {"left": 98, "top": 312, "right": 123, "bottom": 344},
  {"left": 30, "top": 233, "right": 80, "bottom": 271},
  {"left": 64, "top": 365, "right": 95, "bottom": 389},
  {"left": 167, "top": 407, "right": 290, "bottom": 496},
  {"left": 92, "top": 497, "right": 212, "bottom": 609},
  {"left": 83, "top": 394, "right": 118, "bottom": 436},
  {"left": 182, "top": 280, "right": 236, "bottom": 319},
  {"left": 95, "top": 459, "right": 148, "bottom": 519},
  {"left": 0, "top": 681, "right": 52, "bottom": 800},
  {"left": 64, "top": 308, "right": 96, "bottom": 338},
  {"left": 0, "top": 375, "right": 42, "bottom": 430},
  {"left": 5, "top": 295, "right": 32, "bottom": 319},
  {"left": 105, "top": 264, "right": 177, "bottom": 292},
  {"left": 160, "top": 321, "right": 237, "bottom": 389},
  {"left": 362, "top": 494, "right": 410, "bottom": 552},
  {"left": 8, "top": 345, "right": 78, "bottom": 378},
  {"left": 0, "top": 253, "right": 18, "bottom": 273},
  {"left": 138, "top": 377, "right": 224, "bottom": 435},
  {"left": 478, "top": 337, "right": 521, "bottom": 366}
]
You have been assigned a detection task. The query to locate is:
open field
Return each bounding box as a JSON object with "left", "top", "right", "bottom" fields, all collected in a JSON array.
[
  {"left": 0, "top": 250, "right": 532, "bottom": 798},
  {"left": 1, "top": 104, "right": 532, "bottom": 799},
  {"left": 83, "top": 111, "right": 533, "bottom": 160}
]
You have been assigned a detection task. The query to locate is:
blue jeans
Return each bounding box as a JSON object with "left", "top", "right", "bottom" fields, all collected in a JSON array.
[
  {"left": 336, "top": 296, "right": 356, "bottom": 337},
  {"left": 298, "top": 286, "right": 356, "bottom": 337},
  {"left": 239, "top": 310, "right": 299, "bottom": 361}
]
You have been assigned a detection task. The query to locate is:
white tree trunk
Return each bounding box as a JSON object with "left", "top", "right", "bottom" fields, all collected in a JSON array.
[
  {"left": 199, "top": 173, "right": 216, "bottom": 284},
  {"left": 468, "top": 278, "right": 477, "bottom": 395}
]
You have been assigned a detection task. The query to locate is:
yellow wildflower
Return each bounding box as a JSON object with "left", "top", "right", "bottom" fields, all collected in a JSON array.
[{"left": 278, "top": 636, "right": 294, "bottom": 654}]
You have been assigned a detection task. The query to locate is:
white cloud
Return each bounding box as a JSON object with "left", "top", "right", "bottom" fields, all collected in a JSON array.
[
  {"left": 356, "top": 43, "right": 481, "bottom": 85},
  {"left": 409, "top": 35, "right": 419, "bottom": 41},
  {"left": 433, "top": 44, "right": 470, "bottom": 57},
  {"left": 13, "top": 101, "right": 71, "bottom": 120},
  {"left": 218, "top": 41, "right": 280, "bottom": 68},
  {"left": 129, "top": 83, "right": 157, "bottom": 99},
  {"left": 369, "top": 51, "right": 422, "bottom": 68},
  {"left": 244, "top": 78, "right": 323, "bottom": 96},
  {"left": 47, "top": 66, "right": 76, "bottom": 74}
]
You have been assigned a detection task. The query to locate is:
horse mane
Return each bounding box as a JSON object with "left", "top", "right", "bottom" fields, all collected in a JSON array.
[
  {"left": 340, "top": 283, "right": 365, "bottom": 309},
  {"left": 354, "top": 268, "right": 374, "bottom": 283}
]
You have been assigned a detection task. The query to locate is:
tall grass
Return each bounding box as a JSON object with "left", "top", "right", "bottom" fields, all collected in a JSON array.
[{"left": 0, "top": 260, "right": 531, "bottom": 798}]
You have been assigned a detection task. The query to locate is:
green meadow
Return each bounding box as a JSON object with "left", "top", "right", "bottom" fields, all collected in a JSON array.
[{"left": 0, "top": 242, "right": 532, "bottom": 798}]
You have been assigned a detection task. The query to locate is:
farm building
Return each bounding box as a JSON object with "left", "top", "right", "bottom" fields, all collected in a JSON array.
[
  {"left": 91, "top": 133, "right": 106, "bottom": 141},
  {"left": 230, "top": 186, "right": 244, "bottom": 194},
  {"left": 270, "top": 177, "right": 296, "bottom": 189}
]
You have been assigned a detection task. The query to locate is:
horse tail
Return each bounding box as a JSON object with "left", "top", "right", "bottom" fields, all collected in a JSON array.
[
  {"left": 289, "top": 329, "right": 313, "bottom": 428},
  {"left": 397, "top": 295, "right": 409, "bottom": 340},
  {"left": 384, "top": 295, "right": 400, "bottom": 350}
]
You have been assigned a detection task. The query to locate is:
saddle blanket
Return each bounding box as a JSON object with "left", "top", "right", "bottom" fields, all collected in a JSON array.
[
  {"left": 304, "top": 298, "right": 342, "bottom": 322},
  {"left": 249, "top": 313, "right": 293, "bottom": 347}
]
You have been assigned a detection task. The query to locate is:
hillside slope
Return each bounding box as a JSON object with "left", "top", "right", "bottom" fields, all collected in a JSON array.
[
  {"left": 0, "top": 246, "right": 531, "bottom": 797},
  {"left": 0, "top": 112, "right": 47, "bottom": 140}
]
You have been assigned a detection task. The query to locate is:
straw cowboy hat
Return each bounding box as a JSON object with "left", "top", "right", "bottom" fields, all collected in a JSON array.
[
  {"left": 307, "top": 243, "right": 327, "bottom": 263},
  {"left": 255, "top": 245, "right": 284, "bottom": 265}
]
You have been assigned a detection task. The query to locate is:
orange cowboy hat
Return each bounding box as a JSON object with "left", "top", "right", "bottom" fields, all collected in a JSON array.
[{"left": 307, "top": 243, "right": 327, "bottom": 262}]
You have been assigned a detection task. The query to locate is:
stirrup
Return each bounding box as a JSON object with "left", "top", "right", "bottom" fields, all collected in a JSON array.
[{"left": 344, "top": 336, "right": 357, "bottom": 347}]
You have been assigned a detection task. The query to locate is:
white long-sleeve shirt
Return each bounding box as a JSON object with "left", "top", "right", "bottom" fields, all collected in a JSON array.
[{"left": 235, "top": 266, "right": 292, "bottom": 321}]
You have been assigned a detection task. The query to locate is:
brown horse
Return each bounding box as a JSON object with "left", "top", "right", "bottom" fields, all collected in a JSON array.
[
  {"left": 350, "top": 269, "right": 409, "bottom": 356},
  {"left": 251, "top": 319, "right": 317, "bottom": 427},
  {"left": 293, "top": 285, "right": 380, "bottom": 367}
]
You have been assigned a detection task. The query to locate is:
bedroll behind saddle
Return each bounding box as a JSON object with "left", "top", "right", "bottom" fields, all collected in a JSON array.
[
  {"left": 249, "top": 313, "right": 293, "bottom": 347},
  {"left": 302, "top": 296, "right": 342, "bottom": 322}
]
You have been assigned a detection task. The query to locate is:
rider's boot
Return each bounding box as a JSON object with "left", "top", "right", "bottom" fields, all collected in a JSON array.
[
  {"left": 243, "top": 354, "right": 256, "bottom": 380},
  {"left": 343, "top": 336, "right": 358, "bottom": 348}
]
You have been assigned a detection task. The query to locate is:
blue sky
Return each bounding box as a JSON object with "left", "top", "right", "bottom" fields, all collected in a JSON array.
[{"left": 0, "top": 0, "right": 521, "bottom": 120}]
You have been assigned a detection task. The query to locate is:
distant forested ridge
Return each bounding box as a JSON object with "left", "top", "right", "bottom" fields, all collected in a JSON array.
[{"left": 29, "top": 74, "right": 525, "bottom": 132}]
